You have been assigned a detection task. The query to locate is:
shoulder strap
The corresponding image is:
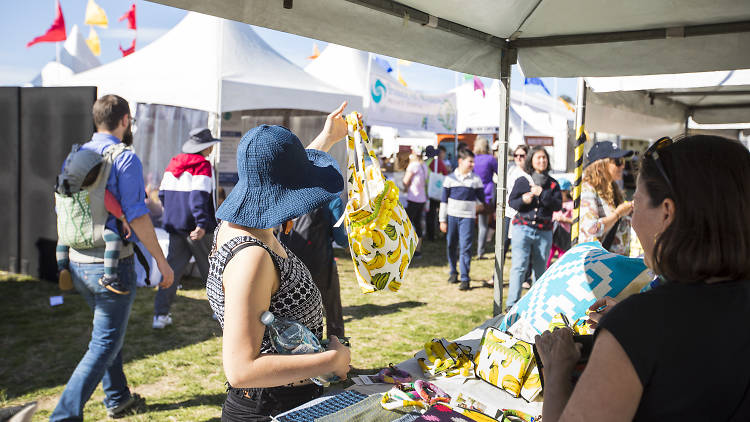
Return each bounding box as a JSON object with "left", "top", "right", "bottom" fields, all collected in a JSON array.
[{"left": 602, "top": 217, "right": 621, "bottom": 250}]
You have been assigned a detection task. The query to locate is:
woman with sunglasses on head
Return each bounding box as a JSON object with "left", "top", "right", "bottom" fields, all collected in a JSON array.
[
  {"left": 206, "top": 103, "right": 352, "bottom": 421},
  {"left": 506, "top": 146, "right": 562, "bottom": 310},
  {"left": 503, "top": 146, "right": 531, "bottom": 254},
  {"left": 579, "top": 141, "right": 634, "bottom": 255},
  {"left": 535, "top": 135, "right": 750, "bottom": 421}
]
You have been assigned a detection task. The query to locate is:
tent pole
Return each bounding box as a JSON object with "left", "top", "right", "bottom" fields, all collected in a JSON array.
[
  {"left": 493, "top": 48, "right": 515, "bottom": 316},
  {"left": 571, "top": 78, "right": 587, "bottom": 247}
]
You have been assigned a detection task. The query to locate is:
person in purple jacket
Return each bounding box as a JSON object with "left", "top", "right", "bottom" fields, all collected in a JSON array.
[
  {"left": 153, "top": 128, "right": 220, "bottom": 329},
  {"left": 472, "top": 137, "right": 498, "bottom": 260}
]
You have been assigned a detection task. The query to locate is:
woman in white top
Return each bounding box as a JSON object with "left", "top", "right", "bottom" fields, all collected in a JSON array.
[
  {"left": 403, "top": 148, "right": 428, "bottom": 257},
  {"left": 579, "top": 141, "right": 634, "bottom": 255}
]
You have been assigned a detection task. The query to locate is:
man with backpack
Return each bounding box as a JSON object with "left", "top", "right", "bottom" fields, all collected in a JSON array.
[{"left": 51, "top": 95, "right": 174, "bottom": 421}]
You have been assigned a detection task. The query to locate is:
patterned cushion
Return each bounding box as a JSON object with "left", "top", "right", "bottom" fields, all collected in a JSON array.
[{"left": 499, "top": 242, "right": 650, "bottom": 339}]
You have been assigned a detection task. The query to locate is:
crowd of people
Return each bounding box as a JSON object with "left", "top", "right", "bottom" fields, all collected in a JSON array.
[{"left": 48, "top": 93, "right": 750, "bottom": 421}]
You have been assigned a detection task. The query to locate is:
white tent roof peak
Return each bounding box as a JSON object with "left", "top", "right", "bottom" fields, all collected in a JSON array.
[
  {"left": 30, "top": 24, "right": 101, "bottom": 86},
  {"left": 305, "top": 43, "right": 370, "bottom": 96},
  {"left": 52, "top": 12, "right": 360, "bottom": 113},
  {"left": 62, "top": 24, "right": 101, "bottom": 73}
]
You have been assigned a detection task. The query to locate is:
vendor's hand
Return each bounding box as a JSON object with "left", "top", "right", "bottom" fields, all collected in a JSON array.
[
  {"left": 587, "top": 296, "right": 618, "bottom": 330},
  {"left": 157, "top": 259, "right": 174, "bottom": 289},
  {"left": 440, "top": 222, "right": 448, "bottom": 233},
  {"left": 615, "top": 201, "right": 633, "bottom": 218},
  {"left": 530, "top": 185, "right": 543, "bottom": 196},
  {"left": 322, "top": 102, "right": 349, "bottom": 144},
  {"left": 190, "top": 226, "right": 206, "bottom": 241},
  {"left": 326, "top": 335, "right": 352, "bottom": 379},
  {"left": 535, "top": 328, "right": 581, "bottom": 378}
]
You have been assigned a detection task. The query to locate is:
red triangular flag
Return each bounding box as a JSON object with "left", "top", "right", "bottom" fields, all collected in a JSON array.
[
  {"left": 118, "top": 3, "right": 136, "bottom": 30},
  {"left": 27, "top": 0, "right": 67, "bottom": 47},
  {"left": 473, "top": 76, "right": 486, "bottom": 98},
  {"left": 119, "top": 38, "right": 136, "bottom": 56}
]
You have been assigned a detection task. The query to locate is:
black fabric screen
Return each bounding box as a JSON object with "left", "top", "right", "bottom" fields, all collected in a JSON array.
[
  {"left": 19, "top": 87, "right": 97, "bottom": 280},
  {"left": 0, "top": 87, "right": 20, "bottom": 273}
]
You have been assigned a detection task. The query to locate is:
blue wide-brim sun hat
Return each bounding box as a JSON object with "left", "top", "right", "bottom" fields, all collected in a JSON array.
[{"left": 216, "top": 125, "right": 343, "bottom": 229}]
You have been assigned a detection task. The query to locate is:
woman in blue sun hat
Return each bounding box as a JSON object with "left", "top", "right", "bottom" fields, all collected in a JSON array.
[{"left": 206, "top": 103, "right": 352, "bottom": 421}]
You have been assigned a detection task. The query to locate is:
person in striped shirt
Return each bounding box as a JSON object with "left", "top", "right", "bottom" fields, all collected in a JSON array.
[{"left": 439, "top": 148, "right": 485, "bottom": 291}]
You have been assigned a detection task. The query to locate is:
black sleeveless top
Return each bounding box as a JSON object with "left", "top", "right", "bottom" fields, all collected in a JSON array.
[{"left": 206, "top": 225, "right": 324, "bottom": 353}]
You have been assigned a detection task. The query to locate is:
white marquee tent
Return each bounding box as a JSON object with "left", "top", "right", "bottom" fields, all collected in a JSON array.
[
  {"left": 454, "top": 80, "right": 574, "bottom": 171},
  {"left": 48, "top": 12, "right": 362, "bottom": 188},
  {"left": 585, "top": 69, "right": 750, "bottom": 139},
  {"left": 52, "top": 12, "right": 360, "bottom": 114}
]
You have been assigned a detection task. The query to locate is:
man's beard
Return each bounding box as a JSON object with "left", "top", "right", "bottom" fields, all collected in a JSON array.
[{"left": 122, "top": 124, "right": 133, "bottom": 146}]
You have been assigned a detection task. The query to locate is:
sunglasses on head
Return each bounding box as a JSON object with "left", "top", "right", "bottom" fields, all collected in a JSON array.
[{"left": 644, "top": 136, "right": 675, "bottom": 193}]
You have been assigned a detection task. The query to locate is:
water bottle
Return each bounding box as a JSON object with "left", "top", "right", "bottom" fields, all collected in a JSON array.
[{"left": 260, "top": 311, "right": 340, "bottom": 386}]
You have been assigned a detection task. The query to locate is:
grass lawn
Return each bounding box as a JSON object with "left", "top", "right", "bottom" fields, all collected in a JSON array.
[{"left": 0, "top": 237, "right": 510, "bottom": 421}]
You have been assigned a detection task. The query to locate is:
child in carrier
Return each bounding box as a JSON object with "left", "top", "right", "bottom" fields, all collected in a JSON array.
[
  {"left": 55, "top": 148, "right": 132, "bottom": 294},
  {"left": 548, "top": 178, "right": 574, "bottom": 268}
]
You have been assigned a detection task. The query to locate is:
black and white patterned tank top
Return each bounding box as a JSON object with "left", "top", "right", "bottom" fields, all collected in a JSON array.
[{"left": 206, "top": 228, "right": 323, "bottom": 354}]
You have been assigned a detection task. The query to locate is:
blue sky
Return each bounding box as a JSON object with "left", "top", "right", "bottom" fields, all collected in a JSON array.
[{"left": 1, "top": 0, "right": 577, "bottom": 99}]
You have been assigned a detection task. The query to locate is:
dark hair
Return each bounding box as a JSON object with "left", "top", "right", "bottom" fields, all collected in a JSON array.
[
  {"left": 457, "top": 147, "right": 475, "bottom": 160},
  {"left": 639, "top": 135, "right": 750, "bottom": 282},
  {"left": 513, "top": 144, "right": 529, "bottom": 156},
  {"left": 438, "top": 145, "right": 447, "bottom": 152},
  {"left": 93, "top": 95, "right": 130, "bottom": 131},
  {"left": 524, "top": 146, "right": 550, "bottom": 174},
  {"left": 81, "top": 163, "right": 103, "bottom": 188}
]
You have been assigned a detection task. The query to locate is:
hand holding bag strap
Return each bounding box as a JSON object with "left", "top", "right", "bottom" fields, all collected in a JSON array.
[{"left": 346, "top": 113, "right": 385, "bottom": 208}]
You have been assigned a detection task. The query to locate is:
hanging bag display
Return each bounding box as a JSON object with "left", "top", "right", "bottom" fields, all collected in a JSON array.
[
  {"left": 426, "top": 157, "right": 445, "bottom": 201},
  {"left": 343, "top": 112, "right": 418, "bottom": 293}
]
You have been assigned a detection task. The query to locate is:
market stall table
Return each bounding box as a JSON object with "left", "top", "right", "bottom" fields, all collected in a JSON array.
[{"left": 276, "top": 314, "right": 543, "bottom": 420}]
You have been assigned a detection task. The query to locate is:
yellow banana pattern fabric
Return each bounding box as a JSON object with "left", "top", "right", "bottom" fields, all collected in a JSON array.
[
  {"left": 474, "top": 327, "right": 533, "bottom": 398},
  {"left": 344, "top": 112, "right": 418, "bottom": 293}
]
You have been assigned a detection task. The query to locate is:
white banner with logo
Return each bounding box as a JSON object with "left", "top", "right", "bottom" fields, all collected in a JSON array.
[{"left": 366, "top": 62, "right": 457, "bottom": 133}]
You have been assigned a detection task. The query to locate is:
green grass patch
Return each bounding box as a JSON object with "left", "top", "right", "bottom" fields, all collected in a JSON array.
[{"left": 0, "top": 238, "right": 509, "bottom": 421}]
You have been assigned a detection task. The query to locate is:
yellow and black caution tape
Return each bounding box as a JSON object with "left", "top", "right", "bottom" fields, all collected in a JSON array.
[{"left": 571, "top": 125, "right": 588, "bottom": 246}]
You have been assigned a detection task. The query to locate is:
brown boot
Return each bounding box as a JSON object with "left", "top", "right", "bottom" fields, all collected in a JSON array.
[{"left": 58, "top": 269, "right": 73, "bottom": 291}]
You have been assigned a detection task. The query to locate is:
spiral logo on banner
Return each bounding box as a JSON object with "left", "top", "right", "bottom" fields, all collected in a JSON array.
[{"left": 371, "top": 79, "right": 386, "bottom": 103}]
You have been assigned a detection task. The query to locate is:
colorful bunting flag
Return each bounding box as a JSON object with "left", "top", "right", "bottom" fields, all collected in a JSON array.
[
  {"left": 524, "top": 77, "right": 551, "bottom": 95},
  {"left": 119, "top": 38, "right": 136, "bottom": 57},
  {"left": 397, "top": 68, "right": 408, "bottom": 87},
  {"left": 559, "top": 97, "right": 575, "bottom": 112},
  {"left": 463, "top": 73, "right": 473, "bottom": 81},
  {"left": 84, "top": 0, "right": 108, "bottom": 28},
  {"left": 86, "top": 27, "right": 101, "bottom": 56},
  {"left": 307, "top": 43, "right": 320, "bottom": 59},
  {"left": 119, "top": 3, "right": 136, "bottom": 30},
  {"left": 473, "top": 75, "right": 485, "bottom": 98},
  {"left": 374, "top": 56, "right": 392, "bottom": 73},
  {"left": 27, "top": 0, "right": 66, "bottom": 47},
  {"left": 397, "top": 59, "right": 411, "bottom": 67}
]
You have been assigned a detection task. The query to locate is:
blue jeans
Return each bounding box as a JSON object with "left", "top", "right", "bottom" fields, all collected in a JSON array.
[
  {"left": 506, "top": 224, "right": 553, "bottom": 309},
  {"left": 446, "top": 216, "right": 474, "bottom": 282},
  {"left": 50, "top": 256, "right": 137, "bottom": 422}
]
